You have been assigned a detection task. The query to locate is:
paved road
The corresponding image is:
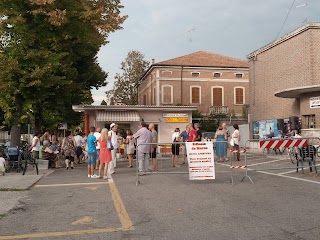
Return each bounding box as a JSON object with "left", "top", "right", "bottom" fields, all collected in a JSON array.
[{"left": 0, "top": 155, "right": 320, "bottom": 240}]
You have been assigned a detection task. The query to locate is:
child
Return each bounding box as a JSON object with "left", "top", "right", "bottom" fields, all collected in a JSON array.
[
  {"left": 87, "top": 126, "right": 99, "bottom": 178},
  {"left": 0, "top": 152, "right": 6, "bottom": 176}
]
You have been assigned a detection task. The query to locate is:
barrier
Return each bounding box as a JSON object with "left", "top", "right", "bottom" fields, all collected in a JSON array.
[
  {"left": 241, "top": 137, "right": 320, "bottom": 182},
  {"left": 135, "top": 141, "right": 239, "bottom": 186},
  {"left": 229, "top": 149, "right": 253, "bottom": 185}
]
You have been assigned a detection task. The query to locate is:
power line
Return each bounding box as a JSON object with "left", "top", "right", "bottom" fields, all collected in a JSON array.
[{"left": 275, "top": 0, "right": 297, "bottom": 40}]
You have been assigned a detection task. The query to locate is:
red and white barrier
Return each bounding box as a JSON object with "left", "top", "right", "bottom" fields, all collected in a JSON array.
[
  {"left": 230, "top": 149, "right": 247, "bottom": 153},
  {"left": 230, "top": 166, "right": 247, "bottom": 169},
  {"left": 259, "top": 139, "right": 308, "bottom": 149}
]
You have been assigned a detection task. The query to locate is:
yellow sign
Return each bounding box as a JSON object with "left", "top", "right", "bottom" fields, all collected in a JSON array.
[{"left": 166, "top": 118, "right": 189, "bottom": 123}]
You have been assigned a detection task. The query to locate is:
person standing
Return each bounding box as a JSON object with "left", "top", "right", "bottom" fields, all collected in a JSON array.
[
  {"left": 86, "top": 126, "right": 99, "bottom": 178},
  {"left": 133, "top": 121, "right": 152, "bottom": 176},
  {"left": 194, "top": 123, "right": 202, "bottom": 141},
  {"left": 74, "top": 132, "right": 84, "bottom": 164},
  {"left": 222, "top": 122, "right": 230, "bottom": 160},
  {"left": 187, "top": 123, "right": 197, "bottom": 142},
  {"left": 29, "top": 132, "right": 41, "bottom": 159},
  {"left": 214, "top": 126, "right": 227, "bottom": 162},
  {"left": 148, "top": 123, "right": 158, "bottom": 172},
  {"left": 125, "top": 129, "right": 135, "bottom": 168},
  {"left": 171, "top": 128, "right": 181, "bottom": 167},
  {"left": 231, "top": 124, "right": 240, "bottom": 161},
  {"left": 0, "top": 152, "right": 7, "bottom": 176},
  {"left": 179, "top": 125, "right": 189, "bottom": 164},
  {"left": 61, "top": 131, "right": 76, "bottom": 169},
  {"left": 94, "top": 127, "right": 101, "bottom": 170},
  {"left": 108, "top": 123, "right": 118, "bottom": 174},
  {"left": 98, "top": 128, "right": 112, "bottom": 180}
]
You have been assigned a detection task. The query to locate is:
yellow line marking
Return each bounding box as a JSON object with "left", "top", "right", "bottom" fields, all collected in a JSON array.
[
  {"left": 72, "top": 216, "right": 95, "bottom": 225},
  {"left": 0, "top": 180, "right": 134, "bottom": 239},
  {"left": 0, "top": 228, "right": 121, "bottom": 239},
  {"left": 109, "top": 181, "right": 135, "bottom": 230},
  {"left": 85, "top": 186, "right": 99, "bottom": 190},
  {"left": 34, "top": 182, "right": 109, "bottom": 188}
]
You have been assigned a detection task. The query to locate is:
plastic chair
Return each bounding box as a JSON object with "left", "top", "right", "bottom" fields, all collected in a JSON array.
[{"left": 298, "top": 145, "right": 317, "bottom": 174}]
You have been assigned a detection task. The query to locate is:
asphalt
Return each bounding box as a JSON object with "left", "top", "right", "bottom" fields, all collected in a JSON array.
[{"left": 0, "top": 154, "right": 320, "bottom": 240}]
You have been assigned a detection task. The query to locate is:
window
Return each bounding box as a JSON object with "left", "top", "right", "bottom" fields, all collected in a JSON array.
[
  {"left": 191, "top": 72, "right": 200, "bottom": 77},
  {"left": 161, "top": 85, "right": 173, "bottom": 104},
  {"left": 161, "top": 70, "right": 172, "bottom": 75},
  {"left": 234, "top": 87, "right": 245, "bottom": 105},
  {"left": 303, "top": 115, "right": 316, "bottom": 128},
  {"left": 190, "top": 86, "right": 201, "bottom": 104},
  {"left": 213, "top": 72, "right": 221, "bottom": 78},
  {"left": 212, "top": 87, "right": 224, "bottom": 106},
  {"left": 235, "top": 73, "right": 243, "bottom": 78},
  {"left": 153, "top": 87, "right": 156, "bottom": 104}
]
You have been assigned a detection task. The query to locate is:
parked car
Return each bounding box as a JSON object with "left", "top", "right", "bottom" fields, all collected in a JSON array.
[{"left": 201, "top": 132, "right": 215, "bottom": 141}]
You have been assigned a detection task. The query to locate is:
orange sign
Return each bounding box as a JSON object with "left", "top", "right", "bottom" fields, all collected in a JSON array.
[{"left": 165, "top": 118, "right": 189, "bottom": 123}]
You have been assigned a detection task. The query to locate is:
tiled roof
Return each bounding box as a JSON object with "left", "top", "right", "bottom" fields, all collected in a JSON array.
[{"left": 155, "top": 51, "right": 248, "bottom": 68}]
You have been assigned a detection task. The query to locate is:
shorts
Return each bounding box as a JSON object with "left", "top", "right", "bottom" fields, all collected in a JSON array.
[
  {"left": 181, "top": 144, "right": 187, "bottom": 155},
  {"left": 65, "top": 155, "right": 75, "bottom": 162},
  {"left": 172, "top": 144, "right": 180, "bottom": 155},
  {"left": 87, "top": 152, "right": 97, "bottom": 166},
  {"left": 0, "top": 165, "right": 5, "bottom": 173},
  {"left": 76, "top": 146, "right": 83, "bottom": 157},
  {"left": 149, "top": 147, "right": 157, "bottom": 159},
  {"left": 96, "top": 149, "right": 100, "bottom": 160},
  {"left": 31, "top": 151, "right": 39, "bottom": 159}
]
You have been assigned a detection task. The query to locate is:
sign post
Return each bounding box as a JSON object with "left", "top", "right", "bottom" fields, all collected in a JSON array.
[{"left": 186, "top": 142, "right": 215, "bottom": 180}]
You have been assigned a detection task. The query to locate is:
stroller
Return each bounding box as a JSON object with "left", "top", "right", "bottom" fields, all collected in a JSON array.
[{"left": 5, "top": 146, "right": 23, "bottom": 172}]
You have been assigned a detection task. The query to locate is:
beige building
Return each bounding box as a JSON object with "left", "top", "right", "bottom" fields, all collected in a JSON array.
[
  {"left": 138, "top": 51, "right": 249, "bottom": 117},
  {"left": 247, "top": 23, "right": 320, "bottom": 138}
]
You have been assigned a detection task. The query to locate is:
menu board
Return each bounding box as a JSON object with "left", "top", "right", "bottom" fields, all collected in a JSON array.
[{"left": 186, "top": 142, "right": 215, "bottom": 180}]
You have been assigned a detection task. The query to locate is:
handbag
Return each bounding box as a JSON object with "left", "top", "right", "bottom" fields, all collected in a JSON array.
[
  {"left": 107, "top": 139, "right": 114, "bottom": 150},
  {"left": 229, "top": 138, "right": 234, "bottom": 146}
]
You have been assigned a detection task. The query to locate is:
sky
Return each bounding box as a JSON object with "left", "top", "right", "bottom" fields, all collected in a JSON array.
[{"left": 92, "top": 0, "right": 319, "bottom": 105}]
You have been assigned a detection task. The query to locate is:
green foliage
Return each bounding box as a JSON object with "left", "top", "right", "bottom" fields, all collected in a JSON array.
[
  {"left": 107, "top": 50, "right": 150, "bottom": 105},
  {"left": 100, "top": 99, "right": 107, "bottom": 105},
  {"left": 0, "top": 0, "right": 127, "bottom": 144},
  {"left": 192, "top": 110, "right": 203, "bottom": 118}
]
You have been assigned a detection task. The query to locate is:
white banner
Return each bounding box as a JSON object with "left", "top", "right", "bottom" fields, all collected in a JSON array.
[
  {"left": 186, "top": 142, "right": 215, "bottom": 180},
  {"left": 310, "top": 97, "right": 320, "bottom": 108}
]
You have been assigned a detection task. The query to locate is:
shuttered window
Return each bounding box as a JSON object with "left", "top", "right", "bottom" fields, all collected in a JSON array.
[
  {"left": 191, "top": 87, "right": 200, "bottom": 104},
  {"left": 235, "top": 87, "right": 244, "bottom": 104}
]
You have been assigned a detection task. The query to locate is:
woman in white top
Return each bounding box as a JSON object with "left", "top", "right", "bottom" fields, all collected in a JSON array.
[
  {"left": 29, "top": 132, "right": 41, "bottom": 159},
  {"left": 171, "top": 128, "right": 181, "bottom": 167},
  {"left": 231, "top": 124, "right": 240, "bottom": 161},
  {"left": 125, "top": 129, "right": 135, "bottom": 168}
]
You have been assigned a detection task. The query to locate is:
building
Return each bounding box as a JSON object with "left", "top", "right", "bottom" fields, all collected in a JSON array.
[
  {"left": 247, "top": 23, "right": 320, "bottom": 138},
  {"left": 138, "top": 51, "right": 249, "bottom": 117},
  {"left": 72, "top": 105, "right": 196, "bottom": 144}
]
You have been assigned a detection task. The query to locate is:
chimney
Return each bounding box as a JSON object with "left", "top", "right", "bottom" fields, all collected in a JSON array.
[{"left": 152, "top": 58, "right": 155, "bottom": 64}]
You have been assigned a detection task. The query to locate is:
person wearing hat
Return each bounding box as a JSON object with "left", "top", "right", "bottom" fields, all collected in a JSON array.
[{"left": 108, "top": 123, "right": 118, "bottom": 174}]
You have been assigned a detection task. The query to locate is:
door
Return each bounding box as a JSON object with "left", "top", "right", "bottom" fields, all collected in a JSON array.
[{"left": 212, "top": 88, "right": 223, "bottom": 106}]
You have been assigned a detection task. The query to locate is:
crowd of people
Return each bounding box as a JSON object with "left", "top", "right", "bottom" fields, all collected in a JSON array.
[{"left": 25, "top": 121, "right": 243, "bottom": 179}]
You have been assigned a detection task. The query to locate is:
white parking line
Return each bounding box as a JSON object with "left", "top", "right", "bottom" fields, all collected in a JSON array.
[
  {"left": 256, "top": 171, "right": 320, "bottom": 185},
  {"left": 247, "top": 158, "right": 287, "bottom": 166},
  {"left": 34, "top": 182, "right": 110, "bottom": 188}
]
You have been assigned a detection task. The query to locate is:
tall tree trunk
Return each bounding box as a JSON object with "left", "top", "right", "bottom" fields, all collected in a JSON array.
[
  {"left": 34, "top": 107, "right": 43, "bottom": 133},
  {"left": 10, "top": 100, "right": 23, "bottom": 147}
]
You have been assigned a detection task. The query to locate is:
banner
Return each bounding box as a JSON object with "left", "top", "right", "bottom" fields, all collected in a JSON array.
[{"left": 186, "top": 142, "right": 215, "bottom": 180}]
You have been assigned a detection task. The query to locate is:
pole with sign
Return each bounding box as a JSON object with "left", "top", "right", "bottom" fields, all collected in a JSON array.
[{"left": 186, "top": 142, "right": 215, "bottom": 180}]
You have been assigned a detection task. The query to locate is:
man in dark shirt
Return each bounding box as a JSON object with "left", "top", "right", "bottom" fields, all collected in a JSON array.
[
  {"left": 194, "top": 123, "right": 202, "bottom": 141},
  {"left": 179, "top": 125, "right": 190, "bottom": 164}
]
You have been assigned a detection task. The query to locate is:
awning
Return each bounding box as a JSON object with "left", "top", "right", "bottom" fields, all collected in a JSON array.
[{"left": 96, "top": 111, "right": 140, "bottom": 122}]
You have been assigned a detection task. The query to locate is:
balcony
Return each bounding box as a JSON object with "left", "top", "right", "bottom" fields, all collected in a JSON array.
[{"left": 210, "top": 106, "right": 229, "bottom": 114}]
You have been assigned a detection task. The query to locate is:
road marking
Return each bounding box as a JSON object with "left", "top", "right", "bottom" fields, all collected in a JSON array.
[
  {"left": 85, "top": 186, "right": 99, "bottom": 190},
  {"left": 256, "top": 171, "right": 320, "bottom": 185},
  {"left": 72, "top": 216, "right": 95, "bottom": 225},
  {"left": 0, "top": 180, "right": 134, "bottom": 239},
  {"left": 247, "top": 158, "right": 287, "bottom": 166},
  {"left": 0, "top": 228, "right": 121, "bottom": 239},
  {"left": 34, "top": 182, "right": 110, "bottom": 188},
  {"left": 109, "top": 181, "right": 134, "bottom": 230}
]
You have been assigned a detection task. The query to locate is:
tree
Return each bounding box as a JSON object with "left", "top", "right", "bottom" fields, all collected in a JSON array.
[
  {"left": 107, "top": 50, "right": 150, "bottom": 105},
  {"left": 0, "top": 0, "right": 127, "bottom": 146},
  {"left": 100, "top": 100, "right": 107, "bottom": 105}
]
